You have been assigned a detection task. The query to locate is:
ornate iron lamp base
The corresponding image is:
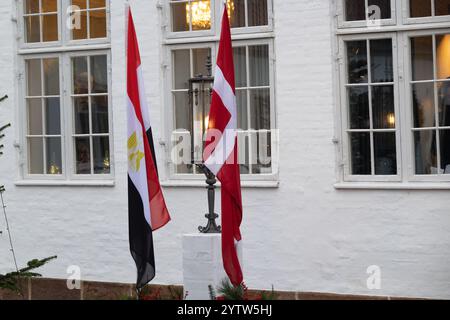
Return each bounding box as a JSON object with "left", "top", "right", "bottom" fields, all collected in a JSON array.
[{"left": 196, "top": 164, "right": 221, "bottom": 234}]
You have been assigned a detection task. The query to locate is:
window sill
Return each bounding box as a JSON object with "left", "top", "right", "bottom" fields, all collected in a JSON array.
[
  {"left": 14, "top": 180, "right": 115, "bottom": 187},
  {"left": 161, "top": 180, "right": 279, "bottom": 189},
  {"left": 334, "top": 182, "right": 450, "bottom": 190}
]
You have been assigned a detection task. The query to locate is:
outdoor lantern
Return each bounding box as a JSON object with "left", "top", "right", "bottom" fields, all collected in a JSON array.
[{"left": 187, "top": 56, "right": 221, "bottom": 234}]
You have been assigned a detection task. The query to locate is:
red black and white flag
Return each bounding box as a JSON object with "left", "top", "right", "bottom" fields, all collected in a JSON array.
[
  {"left": 126, "top": 8, "right": 171, "bottom": 290},
  {"left": 204, "top": 5, "right": 244, "bottom": 287}
]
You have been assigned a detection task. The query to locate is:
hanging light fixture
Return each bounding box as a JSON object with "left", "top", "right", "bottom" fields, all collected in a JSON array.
[{"left": 187, "top": 0, "right": 234, "bottom": 30}]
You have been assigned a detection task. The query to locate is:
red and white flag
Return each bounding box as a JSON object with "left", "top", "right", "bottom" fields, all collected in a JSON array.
[
  {"left": 127, "top": 7, "right": 171, "bottom": 289},
  {"left": 203, "top": 5, "right": 243, "bottom": 286}
]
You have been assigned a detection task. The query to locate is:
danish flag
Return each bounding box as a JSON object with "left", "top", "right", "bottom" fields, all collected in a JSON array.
[{"left": 203, "top": 5, "right": 243, "bottom": 286}]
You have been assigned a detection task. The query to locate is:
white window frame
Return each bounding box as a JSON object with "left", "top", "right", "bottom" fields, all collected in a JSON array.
[
  {"left": 164, "top": 0, "right": 273, "bottom": 39},
  {"left": 16, "top": 0, "right": 113, "bottom": 183},
  {"left": 163, "top": 38, "right": 277, "bottom": 183},
  {"left": 338, "top": 33, "right": 402, "bottom": 182},
  {"left": 337, "top": 0, "right": 396, "bottom": 29},
  {"left": 403, "top": 0, "right": 450, "bottom": 25}
]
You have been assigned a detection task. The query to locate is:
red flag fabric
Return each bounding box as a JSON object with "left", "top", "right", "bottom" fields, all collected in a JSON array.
[
  {"left": 204, "top": 6, "right": 243, "bottom": 286},
  {"left": 127, "top": 7, "right": 171, "bottom": 289}
]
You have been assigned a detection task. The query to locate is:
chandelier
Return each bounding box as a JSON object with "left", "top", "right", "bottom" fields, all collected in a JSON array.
[{"left": 187, "top": 0, "right": 235, "bottom": 30}]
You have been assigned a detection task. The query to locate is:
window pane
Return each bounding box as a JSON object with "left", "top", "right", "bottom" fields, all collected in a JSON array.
[
  {"left": 250, "top": 88, "right": 270, "bottom": 130},
  {"left": 348, "top": 86, "right": 369, "bottom": 129},
  {"left": 72, "top": 0, "right": 87, "bottom": 10},
  {"left": 25, "top": 16, "right": 40, "bottom": 43},
  {"left": 435, "top": 0, "right": 450, "bottom": 15},
  {"left": 27, "top": 59, "right": 42, "bottom": 96},
  {"left": 233, "top": 47, "right": 247, "bottom": 88},
  {"left": 350, "top": 132, "right": 371, "bottom": 175},
  {"left": 75, "top": 137, "right": 91, "bottom": 174},
  {"left": 28, "top": 137, "right": 44, "bottom": 174},
  {"left": 252, "top": 130, "right": 272, "bottom": 174},
  {"left": 74, "top": 97, "right": 90, "bottom": 134},
  {"left": 412, "top": 83, "right": 435, "bottom": 128},
  {"left": 173, "top": 50, "right": 190, "bottom": 89},
  {"left": 237, "top": 131, "right": 250, "bottom": 174},
  {"left": 25, "top": 0, "right": 39, "bottom": 14},
  {"left": 345, "top": 0, "right": 366, "bottom": 21},
  {"left": 249, "top": 45, "right": 269, "bottom": 86},
  {"left": 91, "top": 55, "right": 108, "bottom": 93},
  {"left": 27, "top": 98, "right": 43, "bottom": 135},
  {"left": 236, "top": 89, "right": 248, "bottom": 130},
  {"left": 193, "top": 48, "right": 211, "bottom": 77},
  {"left": 93, "top": 136, "right": 110, "bottom": 174},
  {"left": 190, "top": 1, "right": 211, "bottom": 30},
  {"left": 370, "top": 39, "right": 393, "bottom": 83},
  {"left": 45, "top": 98, "right": 61, "bottom": 135},
  {"left": 411, "top": 36, "right": 434, "bottom": 81},
  {"left": 171, "top": 2, "right": 189, "bottom": 32},
  {"left": 174, "top": 91, "right": 191, "bottom": 131},
  {"left": 374, "top": 132, "right": 397, "bottom": 175},
  {"left": 89, "top": 9, "right": 107, "bottom": 38},
  {"left": 248, "top": 0, "right": 268, "bottom": 26},
  {"left": 46, "top": 137, "right": 62, "bottom": 174},
  {"left": 414, "top": 130, "right": 437, "bottom": 174},
  {"left": 440, "top": 130, "right": 450, "bottom": 173},
  {"left": 436, "top": 34, "right": 450, "bottom": 80},
  {"left": 372, "top": 85, "right": 395, "bottom": 129},
  {"left": 90, "top": 0, "right": 106, "bottom": 8},
  {"left": 43, "top": 58, "right": 59, "bottom": 96},
  {"left": 368, "top": 0, "right": 391, "bottom": 19},
  {"left": 410, "top": 0, "right": 432, "bottom": 17},
  {"left": 347, "top": 41, "right": 368, "bottom": 83},
  {"left": 42, "top": 0, "right": 57, "bottom": 12},
  {"left": 92, "top": 96, "right": 109, "bottom": 133},
  {"left": 229, "top": 0, "right": 245, "bottom": 28},
  {"left": 72, "top": 10, "right": 88, "bottom": 39},
  {"left": 438, "top": 81, "right": 450, "bottom": 126},
  {"left": 72, "top": 56, "right": 88, "bottom": 94}
]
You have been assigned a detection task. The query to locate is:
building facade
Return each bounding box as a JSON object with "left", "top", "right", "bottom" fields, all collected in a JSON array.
[{"left": 0, "top": 0, "right": 450, "bottom": 299}]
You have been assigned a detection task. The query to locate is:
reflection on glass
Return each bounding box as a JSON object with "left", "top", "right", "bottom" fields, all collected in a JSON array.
[
  {"left": 90, "top": 9, "right": 107, "bottom": 38},
  {"left": 75, "top": 137, "right": 91, "bottom": 174},
  {"left": 43, "top": 58, "right": 59, "bottom": 96},
  {"left": 172, "top": 2, "right": 189, "bottom": 32},
  {"left": 236, "top": 89, "right": 248, "bottom": 130},
  {"left": 173, "top": 50, "right": 190, "bottom": 89},
  {"left": 233, "top": 47, "right": 247, "bottom": 87},
  {"left": 436, "top": 34, "right": 450, "bottom": 80},
  {"left": 248, "top": 0, "right": 268, "bottom": 26},
  {"left": 27, "top": 59, "right": 42, "bottom": 96},
  {"left": 413, "top": 83, "right": 435, "bottom": 128},
  {"left": 414, "top": 130, "right": 437, "bottom": 174},
  {"left": 438, "top": 81, "right": 450, "bottom": 126},
  {"left": 27, "top": 98, "right": 43, "bottom": 135},
  {"left": 249, "top": 45, "right": 269, "bottom": 87},
  {"left": 440, "top": 130, "right": 450, "bottom": 173},
  {"left": 411, "top": 36, "right": 433, "bottom": 81},
  {"left": 46, "top": 137, "right": 62, "bottom": 174},
  {"left": 230, "top": 0, "right": 245, "bottom": 27},
  {"left": 348, "top": 86, "right": 369, "bottom": 129},
  {"left": 368, "top": 0, "right": 391, "bottom": 19},
  {"left": 372, "top": 85, "right": 395, "bottom": 129},
  {"left": 25, "top": 0, "right": 39, "bottom": 14},
  {"left": 91, "top": 55, "right": 108, "bottom": 93},
  {"left": 347, "top": 41, "right": 368, "bottom": 83},
  {"left": 42, "top": 14, "right": 58, "bottom": 42},
  {"left": 374, "top": 132, "right": 397, "bottom": 175},
  {"left": 45, "top": 98, "right": 61, "bottom": 135},
  {"left": 174, "top": 91, "right": 191, "bottom": 131},
  {"left": 350, "top": 132, "right": 371, "bottom": 175},
  {"left": 72, "top": 56, "right": 88, "bottom": 94},
  {"left": 193, "top": 48, "right": 211, "bottom": 77},
  {"left": 435, "top": 0, "right": 450, "bottom": 16},
  {"left": 370, "top": 39, "right": 393, "bottom": 83},
  {"left": 237, "top": 131, "right": 250, "bottom": 174},
  {"left": 28, "top": 137, "right": 44, "bottom": 174},
  {"left": 252, "top": 130, "right": 272, "bottom": 174},
  {"left": 92, "top": 96, "right": 109, "bottom": 133},
  {"left": 72, "top": 10, "right": 88, "bottom": 39},
  {"left": 25, "top": 16, "right": 40, "bottom": 43},
  {"left": 189, "top": 1, "right": 211, "bottom": 30},
  {"left": 345, "top": 0, "right": 365, "bottom": 21},
  {"left": 410, "top": 0, "right": 431, "bottom": 17},
  {"left": 93, "top": 136, "right": 110, "bottom": 174},
  {"left": 74, "top": 97, "right": 89, "bottom": 134},
  {"left": 250, "top": 89, "right": 270, "bottom": 130}
]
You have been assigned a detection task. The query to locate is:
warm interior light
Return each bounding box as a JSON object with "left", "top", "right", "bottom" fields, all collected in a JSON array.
[
  {"left": 437, "top": 34, "right": 450, "bottom": 80},
  {"left": 187, "top": 0, "right": 235, "bottom": 30},
  {"left": 204, "top": 115, "right": 209, "bottom": 131},
  {"left": 387, "top": 112, "right": 395, "bottom": 128}
]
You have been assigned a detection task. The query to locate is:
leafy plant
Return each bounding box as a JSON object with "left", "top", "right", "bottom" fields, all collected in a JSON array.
[{"left": 211, "top": 278, "right": 278, "bottom": 300}]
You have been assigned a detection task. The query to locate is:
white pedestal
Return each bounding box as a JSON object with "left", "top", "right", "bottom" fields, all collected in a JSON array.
[{"left": 182, "top": 233, "right": 243, "bottom": 300}]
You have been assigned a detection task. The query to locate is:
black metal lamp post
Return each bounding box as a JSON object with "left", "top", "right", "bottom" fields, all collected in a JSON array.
[{"left": 188, "top": 57, "right": 221, "bottom": 234}]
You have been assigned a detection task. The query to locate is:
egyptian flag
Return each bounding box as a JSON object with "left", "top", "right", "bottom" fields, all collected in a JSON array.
[
  {"left": 203, "top": 5, "right": 243, "bottom": 286},
  {"left": 127, "top": 8, "right": 171, "bottom": 290}
]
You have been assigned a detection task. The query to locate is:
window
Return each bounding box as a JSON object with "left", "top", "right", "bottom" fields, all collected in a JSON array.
[
  {"left": 409, "top": 0, "right": 450, "bottom": 18},
  {"left": 19, "top": 1, "right": 111, "bottom": 180},
  {"left": 339, "top": 0, "right": 395, "bottom": 28},
  {"left": 24, "top": 0, "right": 59, "bottom": 43},
  {"left": 166, "top": 0, "right": 276, "bottom": 180},
  {"left": 336, "top": 2, "right": 450, "bottom": 184}
]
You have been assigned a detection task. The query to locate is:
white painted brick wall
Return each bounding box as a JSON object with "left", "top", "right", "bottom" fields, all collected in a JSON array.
[{"left": 0, "top": 0, "right": 449, "bottom": 299}]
